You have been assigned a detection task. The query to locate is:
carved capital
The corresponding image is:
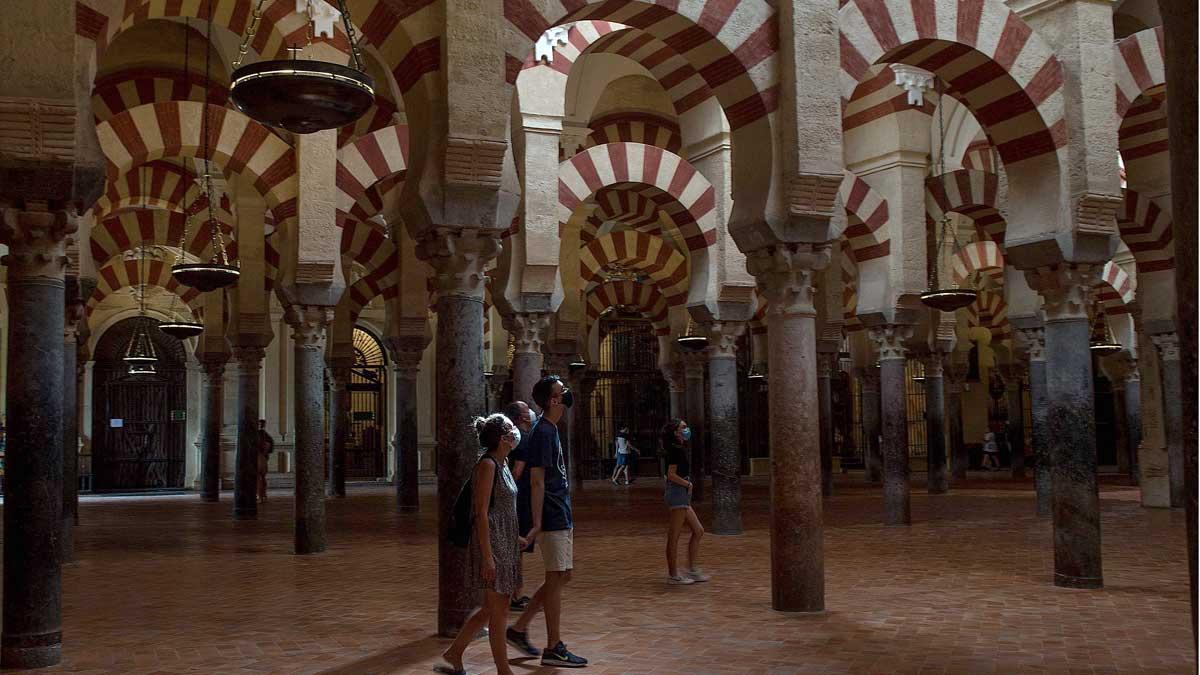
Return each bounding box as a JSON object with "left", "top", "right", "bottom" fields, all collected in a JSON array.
[
  {"left": 285, "top": 305, "right": 332, "bottom": 351},
  {"left": 418, "top": 227, "right": 500, "bottom": 300},
  {"left": 509, "top": 312, "right": 552, "bottom": 355},
  {"left": 1015, "top": 326, "right": 1046, "bottom": 363},
  {"left": 786, "top": 173, "right": 842, "bottom": 219},
  {"left": 326, "top": 356, "right": 353, "bottom": 390},
  {"left": 385, "top": 333, "right": 429, "bottom": 379},
  {"left": 1151, "top": 332, "right": 1180, "bottom": 362},
  {"left": 660, "top": 363, "right": 686, "bottom": 392},
  {"left": 703, "top": 321, "right": 744, "bottom": 360},
  {"left": 1, "top": 204, "right": 77, "bottom": 279},
  {"left": 868, "top": 324, "right": 912, "bottom": 361},
  {"left": 231, "top": 345, "right": 267, "bottom": 369},
  {"left": 817, "top": 351, "right": 838, "bottom": 378},
  {"left": 747, "top": 243, "right": 831, "bottom": 318},
  {"left": 198, "top": 353, "right": 228, "bottom": 379},
  {"left": 1024, "top": 265, "right": 1099, "bottom": 323}
]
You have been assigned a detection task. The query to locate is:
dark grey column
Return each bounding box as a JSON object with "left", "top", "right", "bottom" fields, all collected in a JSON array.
[
  {"left": 683, "top": 352, "right": 707, "bottom": 502},
  {"left": 871, "top": 326, "right": 912, "bottom": 526},
  {"left": 925, "top": 354, "right": 948, "bottom": 494},
  {"left": 1151, "top": 332, "right": 1184, "bottom": 507},
  {"left": 707, "top": 322, "right": 744, "bottom": 534},
  {"left": 946, "top": 360, "right": 968, "bottom": 483},
  {"left": 1109, "top": 373, "right": 1131, "bottom": 476},
  {"left": 422, "top": 229, "right": 498, "bottom": 637},
  {"left": 860, "top": 365, "right": 882, "bottom": 483},
  {"left": 198, "top": 354, "right": 227, "bottom": 502},
  {"left": 1017, "top": 326, "right": 1051, "bottom": 516},
  {"left": 1005, "top": 365, "right": 1027, "bottom": 479},
  {"left": 509, "top": 313, "right": 549, "bottom": 408},
  {"left": 386, "top": 336, "right": 427, "bottom": 513},
  {"left": 1028, "top": 267, "right": 1102, "bottom": 589},
  {"left": 60, "top": 277, "right": 82, "bottom": 564},
  {"left": 1, "top": 206, "right": 73, "bottom": 669},
  {"left": 817, "top": 350, "right": 836, "bottom": 497},
  {"left": 1124, "top": 367, "right": 1142, "bottom": 481},
  {"left": 288, "top": 306, "right": 331, "bottom": 554},
  {"left": 747, "top": 243, "right": 829, "bottom": 612},
  {"left": 231, "top": 344, "right": 265, "bottom": 520},
  {"left": 326, "top": 358, "right": 350, "bottom": 498},
  {"left": 663, "top": 363, "right": 686, "bottom": 420}
]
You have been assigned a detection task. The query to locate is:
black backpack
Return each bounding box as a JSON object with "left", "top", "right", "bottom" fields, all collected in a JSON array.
[{"left": 448, "top": 455, "right": 497, "bottom": 548}]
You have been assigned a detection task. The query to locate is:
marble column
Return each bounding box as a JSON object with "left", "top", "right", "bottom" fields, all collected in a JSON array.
[
  {"left": 1027, "top": 266, "right": 1102, "bottom": 589},
  {"left": 1124, "top": 367, "right": 1142, "bottom": 480},
  {"left": 287, "top": 306, "right": 332, "bottom": 554},
  {"left": 870, "top": 325, "right": 913, "bottom": 526},
  {"left": 386, "top": 336, "right": 427, "bottom": 512},
  {"left": 860, "top": 365, "right": 882, "bottom": 483},
  {"left": 817, "top": 349, "right": 836, "bottom": 497},
  {"left": 1, "top": 205, "right": 74, "bottom": 669},
  {"left": 1005, "top": 365, "right": 1027, "bottom": 479},
  {"left": 683, "top": 351, "right": 707, "bottom": 502},
  {"left": 231, "top": 344, "right": 266, "bottom": 520},
  {"left": 946, "top": 361, "right": 968, "bottom": 483},
  {"left": 1151, "top": 332, "right": 1184, "bottom": 508},
  {"left": 1017, "top": 326, "right": 1051, "bottom": 516},
  {"left": 747, "top": 243, "right": 829, "bottom": 613},
  {"left": 326, "top": 357, "right": 351, "bottom": 498},
  {"left": 706, "top": 322, "right": 744, "bottom": 534},
  {"left": 509, "top": 313, "right": 549, "bottom": 408},
  {"left": 198, "top": 354, "right": 227, "bottom": 502},
  {"left": 60, "top": 277, "right": 83, "bottom": 563},
  {"left": 925, "top": 354, "right": 948, "bottom": 494},
  {"left": 420, "top": 228, "right": 498, "bottom": 637}
]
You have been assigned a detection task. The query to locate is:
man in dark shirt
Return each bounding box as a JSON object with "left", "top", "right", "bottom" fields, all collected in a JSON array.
[
  {"left": 504, "top": 400, "right": 535, "bottom": 613},
  {"left": 506, "top": 376, "right": 588, "bottom": 668}
]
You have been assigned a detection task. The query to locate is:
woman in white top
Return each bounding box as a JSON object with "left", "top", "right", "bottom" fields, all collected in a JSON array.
[
  {"left": 982, "top": 431, "right": 1000, "bottom": 471},
  {"left": 610, "top": 427, "right": 638, "bottom": 485}
]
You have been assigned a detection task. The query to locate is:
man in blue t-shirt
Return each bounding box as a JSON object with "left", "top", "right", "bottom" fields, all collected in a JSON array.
[
  {"left": 503, "top": 400, "right": 535, "bottom": 613},
  {"left": 505, "top": 376, "right": 588, "bottom": 669}
]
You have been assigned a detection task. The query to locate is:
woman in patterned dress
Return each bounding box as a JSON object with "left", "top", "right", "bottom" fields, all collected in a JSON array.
[{"left": 441, "top": 413, "right": 526, "bottom": 675}]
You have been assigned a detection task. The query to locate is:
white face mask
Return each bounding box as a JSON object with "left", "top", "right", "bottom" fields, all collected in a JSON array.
[{"left": 506, "top": 427, "right": 522, "bottom": 446}]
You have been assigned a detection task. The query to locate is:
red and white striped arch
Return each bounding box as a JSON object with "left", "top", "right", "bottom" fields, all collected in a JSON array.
[
  {"left": 1119, "top": 189, "right": 1173, "bottom": 274},
  {"left": 581, "top": 188, "right": 664, "bottom": 245},
  {"left": 578, "top": 230, "right": 689, "bottom": 306},
  {"left": 586, "top": 112, "right": 682, "bottom": 154},
  {"left": 1097, "top": 260, "right": 1134, "bottom": 313},
  {"left": 336, "top": 123, "right": 410, "bottom": 225},
  {"left": 90, "top": 210, "right": 238, "bottom": 271},
  {"left": 961, "top": 136, "right": 1000, "bottom": 173},
  {"left": 341, "top": 218, "right": 397, "bottom": 278},
  {"left": 585, "top": 280, "right": 672, "bottom": 335},
  {"left": 86, "top": 254, "right": 203, "bottom": 320},
  {"left": 344, "top": 258, "right": 401, "bottom": 322},
  {"left": 1114, "top": 28, "right": 1167, "bottom": 169},
  {"left": 840, "top": 238, "right": 863, "bottom": 332},
  {"left": 95, "top": 101, "right": 298, "bottom": 231},
  {"left": 560, "top": 143, "right": 716, "bottom": 250},
  {"left": 513, "top": 20, "right": 622, "bottom": 81},
  {"left": 925, "top": 169, "right": 1005, "bottom": 247},
  {"left": 92, "top": 66, "right": 228, "bottom": 124},
  {"left": 839, "top": 0, "right": 1066, "bottom": 164},
  {"left": 842, "top": 65, "right": 934, "bottom": 134},
  {"left": 840, "top": 172, "right": 890, "bottom": 263},
  {"left": 966, "top": 289, "right": 1009, "bottom": 341},
  {"left": 949, "top": 240, "right": 1004, "bottom": 288},
  {"left": 94, "top": 160, "right": 232, "bottom": 222}
]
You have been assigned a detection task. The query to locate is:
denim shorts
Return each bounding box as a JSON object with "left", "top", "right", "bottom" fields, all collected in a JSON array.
[
  {"left": 615, "top": 453, "right": 628, "bottom": 466},
  {"left": 664, "top": 482, "right": 691, "bottom": 509}
]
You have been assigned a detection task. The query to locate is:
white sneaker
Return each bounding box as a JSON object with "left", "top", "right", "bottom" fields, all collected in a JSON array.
[
  {"left": 687, "top": 568, "right": 711, "bottom": 583},
  {"left": 668, "top": 574, "right": 695, "bottom": 585}
]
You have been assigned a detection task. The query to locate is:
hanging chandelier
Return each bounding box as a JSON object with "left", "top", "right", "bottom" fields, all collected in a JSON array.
[
  {"left": 568, "top": 355, "right": 587, "bottom": 373},
  {"left": 1089, "top": 311, "right": 1123, "bottom": 357},
  {"left": 171, "top": 15, "right": 241, "bottom": 293},
  {"left": 125, "top": 247, "right": 160, "bottom": 366},
  {"left": 129, "top": 362, "right": 158, "bottom": 376},
  {"left": 675, "top": 317, "right": 708, "bottom": 352},
  {"left": 229, "top": 0, "right": 375, "bottom": 134},
  {"left": 159, "top": 282, "right": 204, "bottom": 340},
  {"left": 920, "top": 80, "right": 978, "bottom": 313}
]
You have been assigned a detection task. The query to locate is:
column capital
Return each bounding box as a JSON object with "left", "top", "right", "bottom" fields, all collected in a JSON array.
[
  {"left": 285, "top": 304, "right": 333, "bottom": 352},
  {"left": 1024, "top": 265, "right": 1100, "bottom": 322},
  {"left": 231, "top": 344, "right": 267, "bottom": 367},
  {"left": 660, "top": 362, "right": 686, "bottom": 392},
  {"left": 326, "top": 355, "right": 354, "bottom": 390},
  {"left": 507, "top": 312, "right": 552, "bottom": 355},
  {"left": 924, "top": 352, "right": 945, "bottom": 378},
  {"left": 817, "top": 351, "right": 839, "bottom": 378},
  {"left": 418, "top": 227, "right": 501, "bottom": 300},
  {"left": 1124, "top": 360, "right": 1140, "bottom": 383},
  {"left": 703, "top": 321, "right": 744, "bottom": 360},
  {"left": 867, "top": 324, "right": 912, "bottom": 361},
  {"left": 682, "top": 350, "right": 706, "bottom": 379},
  {"left": 64, "top": 277, "right": 85, "bottom": 343},
  {"left": 0, "top": 204, "right": 77, "bottom": 279},
  {"left": 197, "top": 352, "right": 228, "bottom": 378},
  {"left": 747, "top": 242, "right": 831, "bottom": 318},
  {"left": 385, "top": 333, "right": 429, "bottom": 378},
  {"left": 1150, "top": 331, "right": 1180, "bottom": 362},
  {"left": 1015, "top": 325, "right": 1046, "bottom": 363}
]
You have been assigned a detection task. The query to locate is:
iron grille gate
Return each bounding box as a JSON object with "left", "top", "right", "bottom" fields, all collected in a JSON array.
[
  {"left": 326, "top": 327, "right": 389, "bottom": 480},
  {"left": 905, "top": 359, "right": 928, "bottom": 459}
]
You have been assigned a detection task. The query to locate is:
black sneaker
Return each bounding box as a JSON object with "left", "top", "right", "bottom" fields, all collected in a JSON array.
[
  {"left": 509, "top": 595, "right": 531, "bottom": 611},
  {"left": 505, "top": 627, "right": 540, "bottom": 657},
  {"left": 541, "top": 641, "right": 587, "bottom": 668}
]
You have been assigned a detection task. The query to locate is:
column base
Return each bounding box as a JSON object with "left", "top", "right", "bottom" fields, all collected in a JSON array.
[
  {"left": 2, "top": 633, "right": 62, "bottom": 669},
  {"left": 771, "top": 603, "right": 826, "bottom": 614},
  {"left": 1053, "top": 572, "right": 1103, "bottom": 589}
]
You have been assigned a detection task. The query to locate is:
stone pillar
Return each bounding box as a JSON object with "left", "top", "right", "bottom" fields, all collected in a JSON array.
[
  {"left": 1004, "top": 365, "right": 1027, "bottom": 479},
  {"left": 870, "top": 325, "right": 912, "bottom": 526},
  {"left": 1124, "top": 367, "right": 1142, "bottom": 480},
  {"left": 1017, "top": 326, "right": 1051, "bottom": 516},
  {"left": 683, "top": 351, "right": 707, "bottom": 502},
  {"left": 198, "top": 354, "right": 227, "bottom": 502},
  {"left": 946, "top": 361, "right": 968, "bottom": 483},
  {"left": 60, "top": 277, "right": 83, "bottom": 563},
  {"left": 420, "top": 228, "right": 499, "bottom": 637},
  {"left": 925, "top": 354, "right": 948, "bottom": 494},
  {"left": 287, "top": 305, "right": 332, "bottom": 554},
  {"left": 1027, "top": 266, "right": 1102, "bottom": 589},
  {"left": 816, "top": 348, "right": 836, "bottom": 497},
  {"left": 860, "top": 365, "right": 882, "bottom": 483},
  {"left": 662, "top": 362, "right": 686, "bottom": 420},
  {"left": 747, "top": 243, "right": 829, "bottom": 613},
  {"left": 706, "top": 322, "right": 744, "bottom": 534},
  {"left": 1, "top": 205, "right": 75, "bottom": 669},
  {"left": 325, "top": 357, "right": 351, "bottom": 498},
  {"left": 1151, "top": 332, "right": 1184, "bottom": 508},
  {"left": 386, "top": 335, "right": 427, "bottom": 512},
  {"left": 1108, "top": 372, "right": 1132, "bottom": 476},
  {"left": 231, "top": 344, "right": 266, "bottom": 520},
  {"left": 509, "top": 313, "right": 549, "bottom": 408}
]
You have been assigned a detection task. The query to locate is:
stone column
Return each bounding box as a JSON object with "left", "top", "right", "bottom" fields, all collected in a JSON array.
[
  {"left": 946, "top": 361, "right": 968, "bottom": 483},
  {"left": 325, "top": 357, "right": 351, "bottom": 498},
  {"left": 1151, "top": 332, "right": 1184, "bottom": 508},
  {"left": 287, "top": 306, "right": 332, "bottom": 554},
  {"left": 60, "top": 277, "right": 83, "bottom": 563},
  {"left": 683, "top": 351, "right": 707, "bottom": 502},
  {"left": 198, "top": 354, "right": 227, "bottom": 502},
  {"left": 1, "top": 205, "right": 74, "bottom": 669},
  {"left": 1004, "top": 365, "right": 1027, "bottom": 479},
  {"left": 816, "top": 348, "right": 836, "bottom": 497},
  {"left": 870, "top": 325, "right": 913, "bottom": 526},
  {"left": 1108, "top": 372, "right": 1131, "bottom": 476},
  {"left": 386, "top": 336, "right": 427, "bottom": 512},
  {"left": 1027, "top": 266, "right": 1102, "bottom": 589},
  {"left": 420, "top": 228, "right": 499, "bottom": 637},
  {"left": 706, "top": 322, "right": 745, "bottom": 534},
  {"left": 1017, "top": 326, "right": 1051, "bottom": 516},
  {"left": 662, "top": 362, "right": 686, "bottom": 420},
  {"left": 747, "top": 243, "right": 829, "bottom": 613},
  {"left": 509, "top": 313, "right": 549, "bottom": 408},
  {"left": 1124, "top": 367, "right": 1142, "bottom": 480},
  {"left": 859, "top": 365, "right": 882, "bottom": 483},
  {"left": 231, "top": 344, "right": 266, "bottom": 520},
  {"left": 925, "top": 354, "right": 948, "bottom": 494}
]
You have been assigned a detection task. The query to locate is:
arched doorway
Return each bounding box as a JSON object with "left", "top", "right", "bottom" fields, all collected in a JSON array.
[
  {"left": 338, "top": 327, "right": 389, "bottom": 479},
  {"left": 90, "top": 316, "right": 188, "bottom": 490}
]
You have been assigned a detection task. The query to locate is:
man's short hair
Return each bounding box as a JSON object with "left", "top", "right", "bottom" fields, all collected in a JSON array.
[
  {"left": 531, "top": 375, "right": 562, "bottom": 410},
  {"left": 503, "top": 401, "right": 528, "bottom": 424}
]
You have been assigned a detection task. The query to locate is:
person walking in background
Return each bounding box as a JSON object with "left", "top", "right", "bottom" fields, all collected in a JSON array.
[
  {"left": 440, "top": 413, "right": 524, "bottom": 675},
  {"left": 982, "top": 431, "right": 1000, "bottom": 471},
  {"left": 256, "top": 419, "right": 274, "bottom": 504},
  {"left": 504, "top": 400, "right": 536, "bottom": 615},
  {"left": 610, "top": 427, "right": 638, "bottom": 485},
  {"left": 662, "top": 419, "right": 709, "bottom": 585}
]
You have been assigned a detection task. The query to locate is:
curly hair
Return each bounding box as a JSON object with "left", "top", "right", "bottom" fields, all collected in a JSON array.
[{"left": 474, "top": 413, "right": 513, "bottom": 452}]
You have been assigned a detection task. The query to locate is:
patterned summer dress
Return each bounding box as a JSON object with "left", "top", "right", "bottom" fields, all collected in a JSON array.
[{"left": 468, "top": 454, "right": 523, "bottom": 595}]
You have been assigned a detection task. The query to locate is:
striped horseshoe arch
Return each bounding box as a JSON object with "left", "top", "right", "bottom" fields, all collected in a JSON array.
[
  {"left": 341, "top": 218, "right": 398, "bottom": 279},
  {"left": 559, "top": 143, "right": 716, "bottom": 251},
  {"left": 839, "top": 0, "right": 1066, "bottom": 164},
  {"left": 581, "top": 188, "right": 665, "bottom": 244},
  {"left": 949, "top": 240, "right": 1005, "bottom": 289},
  {"left": 840, "top": 172, "right": 890, "bottom": 263},
  {"left": 92, "top": 66, "right": 228, "bottom": 125},
  {"left": 578, "top": 230, "right": 690, "bottom": 306},
  {"left": 89, "top": 210, "right": 238, "bottom": 272},
  {"left": 586, "top": 112, "right": 682, "bottom": 154},
  {"left": 95, "top": 101, "right": 299, "bottom": 230},
  {"left": 839, "top": 238, "right": 862, "bottom": 331},
  {"left": 1097, "top": 261, "right": 1134, "bottom": 315},
  {"left": 1119, "top": 189, "right": 1173, "bottom": 274},
  {"left": 926, "top": 170, "right": 1005, "bottom": 246},
  {"left": 345, "top": 261, "right": 401, "bottom": 322},
  {"left": 94, "top": 161, "right": 233, "bottom": 223},
  {"left": 585, "top": 280, "right": 672, "bottom": 335},
  {"left": 336, "top": 124, "right": 410, "bottom": 225},
  {"left": 1114, "top": 28, "right": 1167, "bottom": 167},
  {"left": 966, "top": 289, "right": 1009, "bottom": 341},
  {"left": 87, "top": 255, "right": 203, "bottom": 320}
]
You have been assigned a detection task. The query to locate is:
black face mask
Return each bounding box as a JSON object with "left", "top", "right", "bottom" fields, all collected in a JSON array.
[{"left": 560, "top": 388, "right": 574, "bottom": 409}]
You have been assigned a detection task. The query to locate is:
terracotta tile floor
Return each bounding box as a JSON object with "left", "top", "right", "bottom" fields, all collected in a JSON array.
[{"left": 1, "top": 474, "right": 1193, "bottom": 674}]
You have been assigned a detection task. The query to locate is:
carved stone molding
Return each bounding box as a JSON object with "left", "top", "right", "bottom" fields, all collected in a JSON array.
[
  {"left": 285, "top": 305, "right": 333, "bottom": 351},
  {"left": 510, "top": 312, "right": 551, "bottom": 355},
  {"left": 747, "top": 243, "right": 831, "bottom": 318},
  {"left": 0, "top": 205, "right": 77, "bottom": 279},
  {"left": 703, "top": 321, "right": 744, "bottom": 360},
  {"left": 0, "top": 97, "right": 76, "bottom": 164},
  {"left": 231, "top": 345, "right": 267, "bottom": 369},
  {"left": 198, "top": 353, "right": 228, "bottom": 379},
  {"left": 817, "top": 351, "right": 838, "bottom": 378},
  {"left": 867, "top": 324, "right": 913, "bottom": 361},
  {"left": 444, "top": 136, "right": 506, "bottom": 190},
  {"left": 1073, "top": 192, "right": 1124, "bottom": 237},
  {"left": 385, "top": 334, "right": 429, "bottom": 379},
  {"left": 418, "top": 227, "right": 501, "bottom": 300},
  {"left": 1015, "top": 326, "right": 1046, "bottom": 363},
  {"left": 786, "top": 173, "right": 842, "bottom": 219},
  {"left": 1024, "top": 265, "right": 1099, "bottom": 323},
  {"left": 1151, "top": 332, "right": 1180, "bottom": 362}
]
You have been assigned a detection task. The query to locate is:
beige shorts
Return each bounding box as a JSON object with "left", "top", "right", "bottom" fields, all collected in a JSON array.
[{"left": 539, "top": 529, "right": 573, "bottom": 572}]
